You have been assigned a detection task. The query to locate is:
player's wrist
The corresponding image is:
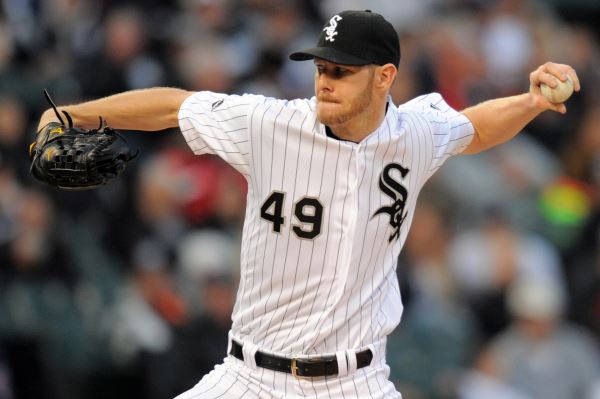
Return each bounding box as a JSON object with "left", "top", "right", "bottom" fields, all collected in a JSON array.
[
  {"left": 527, "top": 90, "right": 568, "bottom": 115},
  {"left": 525, "top": 91, "right": 551, "bottom": 113},
  {"left": 38, "top": 109, "right": 60, "bottom": 131}
]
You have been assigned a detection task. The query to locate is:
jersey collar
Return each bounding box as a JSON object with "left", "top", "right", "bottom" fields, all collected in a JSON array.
[{"left": 316, "top": 96, "right": 398, "bottom": 145}]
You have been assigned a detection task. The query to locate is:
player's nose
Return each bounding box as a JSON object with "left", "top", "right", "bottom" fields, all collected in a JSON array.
[{"left": 315, "top": 72, "right": 333, "bottom": 93}]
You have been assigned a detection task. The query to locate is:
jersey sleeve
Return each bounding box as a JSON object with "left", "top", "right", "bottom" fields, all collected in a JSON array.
[
  {"left": 402, "top": 93, "right": 475, "bottom": 177},
  {"left": 178, "top": 91, "right": 264, "bottom": 178}
]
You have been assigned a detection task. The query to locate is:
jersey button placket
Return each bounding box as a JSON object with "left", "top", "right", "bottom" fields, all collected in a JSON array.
[
  {"left": 344, "top": 146, "right": 361, "bottom": 275},
  {"left": 327, "top": 144, "right": 359, "bottom": 310}
]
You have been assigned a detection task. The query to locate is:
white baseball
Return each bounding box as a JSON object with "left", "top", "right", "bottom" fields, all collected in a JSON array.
[{"left": 540, "top": 75, "right": 574, "bottom": 104}]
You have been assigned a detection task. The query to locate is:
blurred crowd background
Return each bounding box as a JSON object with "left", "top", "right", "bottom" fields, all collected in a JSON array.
[{"left": 0, "top": 0, "right": 599, "bottom": 398}]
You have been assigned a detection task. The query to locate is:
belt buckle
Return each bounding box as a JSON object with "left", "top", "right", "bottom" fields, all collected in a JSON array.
[
  {"left": 291, "top": 357, "right": 323, "bottom": 379},
  {"left": 291, "top": 358, "right": 303, "bottom": 379}
]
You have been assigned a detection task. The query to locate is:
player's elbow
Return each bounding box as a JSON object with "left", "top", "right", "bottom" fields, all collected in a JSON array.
[
  {"left": 460, "top": 131, "right": 485, "bottom": 155},
  {"left": 157, "top": 88, "right": 195, "bottom": 130}
]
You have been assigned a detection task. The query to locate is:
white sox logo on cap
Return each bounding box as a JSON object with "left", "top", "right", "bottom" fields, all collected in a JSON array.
[
  {"left": 290, "top": 10, "right": 401, "bottom": 67},
  {"left": 323, "top": 15, "right": 342, "bottom": 42}
]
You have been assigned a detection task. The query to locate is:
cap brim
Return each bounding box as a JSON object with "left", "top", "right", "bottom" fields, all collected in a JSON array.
[{"left": 289, "top": 46, "right": 371, "bottom": 66}]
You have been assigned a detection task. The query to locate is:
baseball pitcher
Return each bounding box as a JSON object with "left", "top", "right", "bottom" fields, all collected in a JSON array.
[{"left": 34, "top": 10, "right": 580, "bottom": 399}]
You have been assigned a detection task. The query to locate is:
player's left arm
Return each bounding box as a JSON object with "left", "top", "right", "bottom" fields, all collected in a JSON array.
[{"left": 460, "top": 62, "right": 580, "bottom": 155}]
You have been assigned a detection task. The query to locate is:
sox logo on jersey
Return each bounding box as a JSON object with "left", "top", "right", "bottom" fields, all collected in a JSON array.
[
  {"left": 372, "top": 163, "right": 410, "bottom": 242},
  {"left": 176, "top": 91, "right": 474, "bottom": 398}
]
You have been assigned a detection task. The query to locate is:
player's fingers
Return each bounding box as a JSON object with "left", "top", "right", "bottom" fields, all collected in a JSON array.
[
  {"left": 549, "top": 63, "right": 581, "bottom": 92},
  {"left": 542, "top": 62, "right": 570, "bottom": 81},
  {"left": 541, "top": 62, "right": 582, "bottom": 91},
  {"left": 534, "top": 70, "right": 560, "bottom": 88},
  {"left": 564, "top": 66, "right": 581, "bottom": 92}
]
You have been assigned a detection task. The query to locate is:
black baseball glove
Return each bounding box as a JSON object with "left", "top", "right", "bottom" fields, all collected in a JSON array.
[{"left": 29, "top": 90, "right": 137, "bottom": 190}]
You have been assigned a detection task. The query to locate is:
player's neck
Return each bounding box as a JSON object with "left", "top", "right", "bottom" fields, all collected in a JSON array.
[{"left": 328, "top": 98, "right": 388, "bottom": 143}]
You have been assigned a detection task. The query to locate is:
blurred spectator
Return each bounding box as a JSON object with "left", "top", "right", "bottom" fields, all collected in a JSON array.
[
  {"left": 539, "top": 92, "right": 599, "bottom": 253},
  {"left": 448, "top": 207, "right": 564, "bottom": 337},
  {"left": 170, "top": 0, "right": 250, "bottom": 92},
  {"left": 105, "top": 148, "right": 246, "bottom": 271},
  {"left": 107, "top": 239, "right": 185, "bottom": 361},
  {"left": 139, "top": 149, "right": 246, "bottom": 229},
  {"left": 562, "top": 104, "right": 600, "bottom": 186},
  {"left": 76, "top": 6, "right": 165, "bottom": 97},
  {"left": 425, "top": 16, "right": 483, "bottom": 110},
  {"left": 0, "top": 189, "right": 76, "bottom": 285},
  {"left": 176, "top": 229, "right": 239, "bottom": 315},
  {"left": 105, "top": 149, "right": 195, "bottom": 264},
  {"left": 159, "top": 229, "right": 238, "bottom": 397},
  {"left": 479, "top": 1, "right": 534, "bottom": 95},
  {"left": 0, "top": 95, "right": 29, "bottom": 181},
  {"left": 0, "top": 21, "right": 14, "bottom": 73},
  {"left": 435, "top": 133, "right": 561, "bottom": 231},
  {"left": 538, "top": 177, "right": 595, "bottom": 251},
  {"left": 389, "top": 201, "right": 478, "bottom": 398},
  {"left": 0, "top": 167, "right": 21, "bottom": 244},
  {"left": 472, "top": 278, "right": 600, "bottom": 399},
  {"left": 319, "top": 0, "right": 440, "bottom": 32},
  {"left": 389, "top": 33, "right": 425, "bottom": 105},
  {"left": 210, "top": 164, "right": 247, "bottom": 231},
  {"left": 566, "top": 209, "right": 600, "bottom": 337},
  {"left": 399, "top": 200, "right": 461, "bottom": 306},
  {"left": 175, "top": 38, "right": 239, "bottom": 93},
  {"left": 102, "top": 238, "right": 185, "bottom": 399},
  {"left": 458, "top": 356, "right": 533, "bottom": 399},
  {"left": 2, "top": 0, "right": 48, "bottom": 59}
]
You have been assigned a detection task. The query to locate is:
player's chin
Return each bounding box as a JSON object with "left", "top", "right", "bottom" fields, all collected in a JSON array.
[{"left": 317, "top": 102, "right": 343, "bottom": 122}]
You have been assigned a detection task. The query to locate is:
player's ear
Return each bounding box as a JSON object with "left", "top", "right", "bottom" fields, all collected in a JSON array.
[{"left": 376, "top": 64, "right": 397, "bottom": 89}]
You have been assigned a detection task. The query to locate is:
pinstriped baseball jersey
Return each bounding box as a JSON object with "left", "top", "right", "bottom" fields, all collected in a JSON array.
[{"left": 178, "top": 92, "right": 473, "bottom": 359}]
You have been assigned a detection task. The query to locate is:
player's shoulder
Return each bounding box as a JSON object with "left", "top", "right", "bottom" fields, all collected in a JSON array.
[
  {"left": 395, "top": 92, "right": 464, "bottom": 130},
  {"left": 183, "top": 91, "right": 314, "bottom": 116},
  {"left": 397, "top": 92, "right": 452, "bottom": 114},
  {"left": 184, "top": 91, "right": 273, "bottom": 109},
  {"left": 255, "top": 96, "right": 317, "bottom": 122}
]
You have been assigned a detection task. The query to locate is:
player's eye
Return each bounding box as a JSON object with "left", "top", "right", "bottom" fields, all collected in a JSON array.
[
  {"left": 332, "top": 66, "right": 352, "bottom": 78},
  {"left": 315, "top": 64, "right": 350, "bottom": 78}
]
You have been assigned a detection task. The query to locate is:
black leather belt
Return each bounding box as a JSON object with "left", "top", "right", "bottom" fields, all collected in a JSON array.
[{"left": 229, "top": 340, "right": 373, "bottom": 378}]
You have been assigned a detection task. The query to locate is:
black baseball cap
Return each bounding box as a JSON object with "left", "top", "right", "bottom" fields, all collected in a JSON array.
[{"left": 290, "top": 10, "right": 400, "bottom": 67}]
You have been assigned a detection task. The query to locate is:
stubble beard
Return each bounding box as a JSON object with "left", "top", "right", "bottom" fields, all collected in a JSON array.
[{"left": 317, "top": 77, "right": 374, "bottom": 127}]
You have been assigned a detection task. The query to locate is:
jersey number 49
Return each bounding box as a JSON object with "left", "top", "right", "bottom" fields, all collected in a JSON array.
[{"left": 260, "top": 191, "right": 324, "bottom": 240}]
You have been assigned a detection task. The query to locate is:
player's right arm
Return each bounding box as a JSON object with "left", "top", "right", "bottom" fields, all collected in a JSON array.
[
  {"left": 37, "top": 87, "right": 193, "bottom": 132},
  {"left": 460, "top": 62, "right": 580, "bottom": 154}
]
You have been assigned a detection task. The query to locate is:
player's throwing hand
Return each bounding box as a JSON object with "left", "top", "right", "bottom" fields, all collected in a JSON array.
[{"left": 529, "top": 61, "right": 581, "bottom": 114}]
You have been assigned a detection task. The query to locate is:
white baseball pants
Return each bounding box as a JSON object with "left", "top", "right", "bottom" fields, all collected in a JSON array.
[{"left": 173, "top": 341, "right": 401, "bottom": 398}]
